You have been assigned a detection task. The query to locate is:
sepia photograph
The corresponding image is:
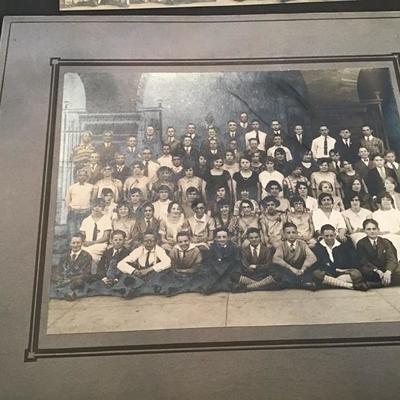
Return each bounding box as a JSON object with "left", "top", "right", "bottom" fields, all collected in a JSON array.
[
  {"left": 46, "top": 64, "right": 400, "bottom": 335},
  {"left": 60, "top": 0, "right": 353, "bottom": 11}
]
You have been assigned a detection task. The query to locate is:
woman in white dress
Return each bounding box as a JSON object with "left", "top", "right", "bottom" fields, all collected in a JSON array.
[
  {"left": 372, "top": 192, "right": 400, "bottom": 259},
  {"left": 383, "top": 177, "right": 400, "bottom": 210},
  {"left": 159, "top": 201, "right": 189, "bottom": 253}
]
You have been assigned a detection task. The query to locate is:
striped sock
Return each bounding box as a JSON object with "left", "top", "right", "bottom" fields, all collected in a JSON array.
[
  {"left": 323, "top": 275, "right": 353, "bottom": 289},
  {"left": 239, "top": 275, "right": 256, "bottom": 285},
  {"left": 247, "top": 276, "right": 275, "bottom": 289}
]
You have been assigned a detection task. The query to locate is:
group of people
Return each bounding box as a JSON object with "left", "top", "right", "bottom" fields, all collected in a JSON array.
[{"left": 53, "top": 113, "right": 400, "bottom": 300}]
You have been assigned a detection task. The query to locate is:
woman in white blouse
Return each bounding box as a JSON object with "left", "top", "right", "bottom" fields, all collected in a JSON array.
[
  {"left": 372, "top": 192, "right": 400, "bottom": 259},
  {"left": 342, "top": 193, "right": 372, "bottom": 245}
]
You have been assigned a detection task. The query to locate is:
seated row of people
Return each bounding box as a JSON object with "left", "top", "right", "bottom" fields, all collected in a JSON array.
[{"left": 52, "top": 219, "right": 400, "bottom": 301}]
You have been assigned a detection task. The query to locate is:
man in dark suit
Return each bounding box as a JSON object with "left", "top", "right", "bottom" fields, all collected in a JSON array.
[
  {"left": 85, "top": 152, "right": 103, "bottom": 184},
  {"left": 333, "top": 128, "right": 360, "bottom": 164},
  {"left": 385, "top": 149, "right": 400, "bottom": 183},
  {"left": 221, "top": 120, "right": 245, "bottom": 151},
  {"left": 175, "top": 135, "right": 199, "bottom": 162},
  {"left": 231, "top": 228, "right": 278, "bottom": 291},
  {"left": 162, "top": 126, "right": 181, "bottom": 155},
  {"left": 132, "top": 202, "right": 160, "bottom": 247},
  {"left": 357, "top": 219, "right": 400, "bottom": 287},
  {"left": 287, "top": 125, "right": 311, "bottom": 162},
  {"left": 53, "top": 233, "right": 92, "bottom": 300},
  {"left": 112, "top": 154, "right": 131, "bottom": 184},
  {"left": 269, "top": 120, "right": 286, "bottom": 142},
  {"left": 354, "top": 147, "right": 376, "bottom": 181},
  {"left": 360, "top": 125, "right": 385, "bottom": 157},
  {"left": 244, "top": 137, "right": 267, "bottom": 163},
  {"left": 365, "top": 154, "right": 397, "bottom": 196},
  {"left": 312, "top": 224, "right": 368, "bottom": 290},
  {"left": 95, "top": 130, "right": 119, "bottom": 166},
  {"left": 183, "top": 123, "right": 201, "bottom": 152},
  {"left": 139, "top": 126, "right": 162, "bottom": 158},
  {"left": 237, "top": 112, "right": 251, "bottom": 137},
  {"left": 120, "top": 135, "right": 141, "bottom": 167},
  {"left": 96, "top": 230, "right": 131, "bottom": 287},
  {"left": 201, "top": 138, "right": 225, "bottom": 165}
]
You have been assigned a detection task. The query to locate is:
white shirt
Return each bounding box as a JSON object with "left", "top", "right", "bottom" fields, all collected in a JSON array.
[
  {"left": 70, "top": 250, "right": 82, "bottom": 259},
  {"left": 311, "top": 135, "right": 336, "bottom": 159},
  {"left": 312, "top": 208, "right": 346, "bottom": 233},
  {"left": 65, "top": 182, "right": 93, "bottom": 210},
  {"left": 386, "top": 161, "right": 399, "bottom": 170},
  {"left": 117, "top": 245, "right": 171, "bottom": 274},
  {"left": 372, "top": 209, "right": 400, "bottom": 234},
  {"left": 362, "top": 158, "right": 370, "bottom": 166},
  {"left": 342, "top": 208, "right": 371, "bottom": 231},
  {"left": 304, "top": 196, "right": 318, "bottom": 212},
  {"left": 143, "top": 160, "right": 160, "bottom": 180},
  {"left": 157, "top": 155, "right": 173, "bottom": 168},
  {"left": 80, "top": 214, "right": 112, "bottom": 241},
  {"left": 258, "top": 170, "right": 285, "bottom": 197},
  {"left": 153, "top": 199, "right": 171, "bottom": 221},
  {"left": 250, "top": 244, "right": 261, "bottom": 257},
  {"left": 245, "top": 130, "right": 268, "bottom": 151},
  {"left": 319, "top": 239, "right": 341, "bottom": 263}
]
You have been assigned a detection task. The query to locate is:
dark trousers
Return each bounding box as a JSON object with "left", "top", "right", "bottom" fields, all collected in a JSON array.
[
  {"left": 67, "top": 208, "right": 90, "bottom": 237},
  {"left": 360, "top": 266, "right": 400, "bottom": 287},
  {"left": 271, "top": 263, "right": 314, "bottom": 289}
]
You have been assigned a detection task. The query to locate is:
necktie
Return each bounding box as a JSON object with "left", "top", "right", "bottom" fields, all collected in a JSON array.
[
  {"left": 72, "top": 253, "right": 77, "bottom": 261},
  {"left": 146, "top": 219, "right": 150, "bottom": 229},
  {"left": 373, "top": 240, "right": 377, "bottom": 250},
  {"left": 252, "top": 246, "right": 258, "bottom": 261},
  {"left": 185, "top": 147, "right": 190, "bottom": 154},
  {"left": 290, "top": 243, "right": 295, "bottom": 253},
  {"left": 180, "top": 250, "right": 186, "bottom": 261},
  {"left": 145, "top": 250, "right": 151, "bottom": 268},
  {"left": 144, "top": 161, "right": 149, "bottom": 177},
  {"left": 92, "top": 222, "right": 98, "bottom": 241},
  {"left": 255, "top": 131, "right": 260, "bottom": 144},
  {"left": 323, "top": 136, "right": 328, "bottom": 155},
  {"left": 346, "top": 139, "right": 350, "bottom": 148},
  {"left": 297, "top": 134, "right": 302, "bottom": 144},
  {"left": 231, "top": 132, "right": 235, "bottom": 138}
]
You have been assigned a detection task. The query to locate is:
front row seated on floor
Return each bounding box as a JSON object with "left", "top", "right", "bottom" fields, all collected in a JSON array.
[{"left": 51, "top": 219, "right": 400, "bottom": 300}]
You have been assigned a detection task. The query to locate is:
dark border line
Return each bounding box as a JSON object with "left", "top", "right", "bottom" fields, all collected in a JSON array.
[
  {"left": 26, "top": 58, "right": 60, "bottom": 361},
  {"left": 25, "top": 52, "right": 400, "bottom": 362}
]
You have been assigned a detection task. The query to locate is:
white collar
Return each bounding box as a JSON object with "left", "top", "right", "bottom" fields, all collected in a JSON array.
[
  {"left": 175, "top": 243, "right": 196, "bottom": 252},
  {"left": 194, "top": 214, "right": 207, "bottom": 223},
  {"left": 250, "top": 244, "right": 261, "bottom": 252},
  {"left": 320, "top": 239, "right": 341, "bottom": 251},
  {"left": 70, "top": 250, "right": 82, "bottom": 257}
]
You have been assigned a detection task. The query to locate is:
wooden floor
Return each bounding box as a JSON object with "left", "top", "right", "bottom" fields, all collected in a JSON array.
[{"left": 47, "top": 286, "right": 400, "bottom": 334}]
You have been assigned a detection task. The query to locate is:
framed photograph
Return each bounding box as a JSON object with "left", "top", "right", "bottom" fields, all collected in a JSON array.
[
  {"left": 2, "top": 13, "right": 400, "bottom": 400},
  {"left": 59, "top": 0, "right": 354, "bottom": 12}
]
